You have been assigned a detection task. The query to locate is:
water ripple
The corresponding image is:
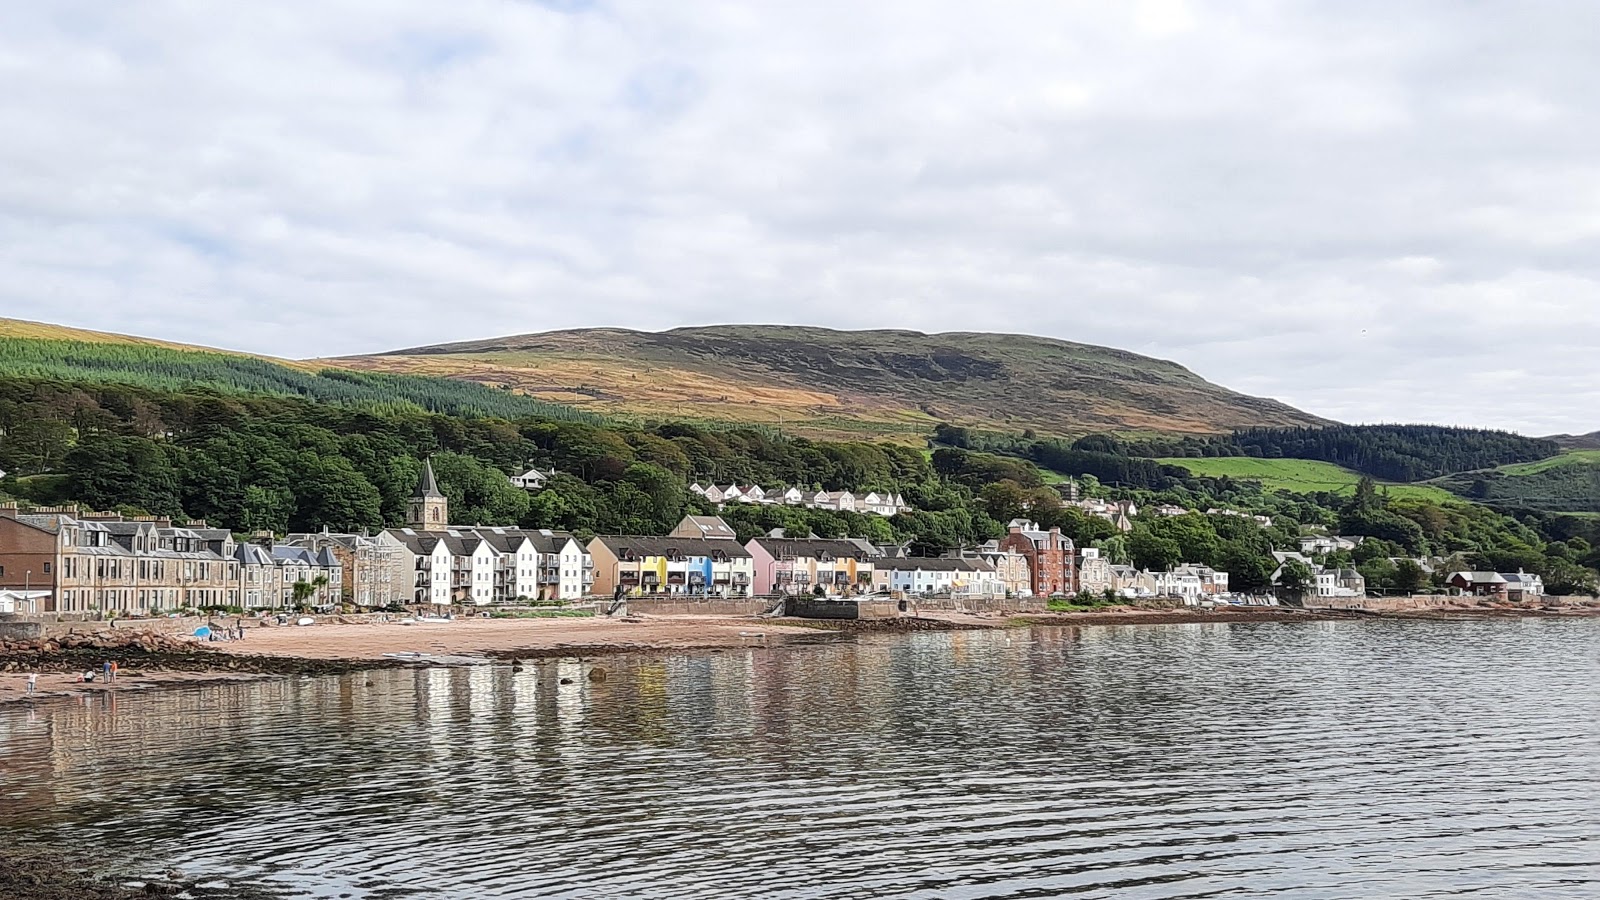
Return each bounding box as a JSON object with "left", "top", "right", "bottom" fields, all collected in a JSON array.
[{"left": 2, "top": 619, "right": 1598, "bottom": 899}]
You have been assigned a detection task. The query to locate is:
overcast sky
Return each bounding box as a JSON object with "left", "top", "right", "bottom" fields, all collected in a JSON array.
[{"left": 3, "top": 1, "right": 1597, "bottom": 434}]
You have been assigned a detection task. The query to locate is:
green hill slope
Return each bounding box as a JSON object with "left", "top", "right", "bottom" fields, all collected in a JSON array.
[
  {"left": 0, "top": 320, "right": 593, "bottom": 422},
  {"left": 1157, "top": 457, "right": 1461, "bottom": 503},
  {"left": 325, "top": 325, "right": 1327, "bottom": 440},
  {"left": 1437, "top": 450, "right": 1600, "bottom": 512}
]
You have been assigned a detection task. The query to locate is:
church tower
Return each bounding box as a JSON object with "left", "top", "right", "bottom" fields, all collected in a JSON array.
[{"left": 408, "top": 458, "right": 449, "bottom": 532}]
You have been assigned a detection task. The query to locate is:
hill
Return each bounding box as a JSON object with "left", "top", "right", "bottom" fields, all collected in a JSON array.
[
  {"left": 1436, "top": 450, "right": 1600, "bottom": 513},
  {"left": 0, "top": 319, "right": 592, "bottom": 422},
  {"left": 1155, "top": 457, "right": 1460, "bottom": 504},
  {"left": 1546, "top": 431, "right": 1600, "bottom": 451},
  {"left": 0, "top": 316, "right": 311, "bottom": 363},
  {"left": 323, "top": 325, "right": 1327, "bottom": 440}
]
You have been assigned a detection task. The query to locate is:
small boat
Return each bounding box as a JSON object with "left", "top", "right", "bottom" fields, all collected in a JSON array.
[{"left": 296, "top": 617, "right": 315, "bottom": 627}]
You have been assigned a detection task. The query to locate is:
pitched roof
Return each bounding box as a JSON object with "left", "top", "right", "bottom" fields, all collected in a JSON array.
[
  {"left": 414, "top": 458, "right": 445, "bottom": 500},
  {"left": 875, "top": 557, "right": 994, "bottom": 573},
  {"left": 590, "top": 535, "right": 752, "bottom": 559},
  {"left": 677, "top": 515, "right": 738, "bottom": 539},
  {"left": 749, "top": 538, "right": 873, "bottom": 561},
  {"left": 384, "top": 528, "right": 445, "bottom": 555}
]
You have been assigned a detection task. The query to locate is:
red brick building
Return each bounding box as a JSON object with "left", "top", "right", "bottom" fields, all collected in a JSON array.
[{"left": 997, "top": 519, "right": 1077, "bottom": 597}]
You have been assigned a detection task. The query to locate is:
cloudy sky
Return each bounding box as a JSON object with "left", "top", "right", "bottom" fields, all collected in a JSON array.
[{"left": 3, "top": 1, "right": 1597, "bottom": 434}]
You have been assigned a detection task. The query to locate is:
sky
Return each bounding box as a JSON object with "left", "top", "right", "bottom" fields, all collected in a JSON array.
[{"left": 2, "top": 1, "right": 1597, "bottom": 435}]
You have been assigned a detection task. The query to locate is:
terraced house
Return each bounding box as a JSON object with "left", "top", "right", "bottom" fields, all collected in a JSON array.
[
  {"left": 379, "top": 464, "right": 593, "bottom": 606},
  {"left": 872, "top": 558, "right": 1001, "bottom": 596},
  {"left": 0, "top": 505, "right": 340, "bottom": 615},
  {"left": 587, "top": 535, "right": 754, "bottom": 598},
  {"left": 745, "top": 537, "right": 876, "bottom": 596}
]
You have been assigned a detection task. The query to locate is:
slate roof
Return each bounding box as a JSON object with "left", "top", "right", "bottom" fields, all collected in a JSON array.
[
  {"left": 750, "top": 538, "right": 873, "bottom": 561},
  {"left": 874, "top": 557, "right": 995, "bottom": 573},
  {"left": 590, "top": 535, "right": 752, "bottom": 559}
]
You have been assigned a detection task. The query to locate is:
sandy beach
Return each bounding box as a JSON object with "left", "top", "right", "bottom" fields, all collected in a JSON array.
[
  {"left": 214, "top": 614, "right": 823, "bottom": 661},
  {"left": 5, "top": 602, "right": 1593, "bottom": 705}
]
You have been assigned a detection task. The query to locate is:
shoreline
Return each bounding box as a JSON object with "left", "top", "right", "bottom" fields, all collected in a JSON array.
[
  {"left": 0, "top": 845, "right": 284, "bottom": 900},
  {"left": 3, "top": 604, "right": 1596, "bottom": 706}
]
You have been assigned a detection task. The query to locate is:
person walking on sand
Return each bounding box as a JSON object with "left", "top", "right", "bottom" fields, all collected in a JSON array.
[{"left": 25, "top": 673, "right": 37, "bottom": 696}]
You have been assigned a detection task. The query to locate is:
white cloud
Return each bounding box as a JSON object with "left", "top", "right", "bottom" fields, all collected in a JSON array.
[{"left": 0, "top": 0, "right": 1597, "bottom": 434}]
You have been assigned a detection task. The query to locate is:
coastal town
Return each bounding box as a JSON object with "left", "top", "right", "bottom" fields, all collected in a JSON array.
[{"left": 0, "top": 458, "right": 1555, "bottom": 621}]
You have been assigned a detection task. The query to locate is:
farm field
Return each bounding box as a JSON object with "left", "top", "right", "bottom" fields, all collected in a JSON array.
[
  {"left": 1496, "top": 449, "right": 1600, "bottom": 476},
  {"left": 1155, "top": 457, "right": 1462, "bottom": 503},
  {"left": 1433, "top": 450, "right": 1600, "bottom": 512}
]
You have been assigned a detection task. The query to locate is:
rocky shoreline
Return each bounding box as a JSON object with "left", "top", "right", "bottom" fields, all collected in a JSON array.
[
  {"left": 4, "top": 604, "right": 1595, "bottom": 705},
  {"left": 0, "top": 846, "right": 283, "bottom": 900}
]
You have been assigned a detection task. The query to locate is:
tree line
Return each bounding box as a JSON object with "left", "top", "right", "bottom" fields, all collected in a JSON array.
[
  {"left": 0, "top": 375, "right": 1594, "bottom": 597},
  {"left": 0, "top": 338, "right": 596, "bottom": 422},
  {"left": 932, "top": 422, "right": 1560, "bottom": 483}
]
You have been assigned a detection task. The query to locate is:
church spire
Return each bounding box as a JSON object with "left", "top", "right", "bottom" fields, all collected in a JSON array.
[
  {"left": 415, "top": 457, "right": 445, "bottom": 500},
  {"left": 408, "top": 457, "right": 449, "bottom": 531}
]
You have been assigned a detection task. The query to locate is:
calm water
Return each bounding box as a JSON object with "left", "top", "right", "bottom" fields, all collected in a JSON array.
[{"left": 1, "top": 620, "right": 1597, "bottom": 899}]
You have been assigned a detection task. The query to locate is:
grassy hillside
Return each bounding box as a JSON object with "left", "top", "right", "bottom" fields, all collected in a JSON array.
[
  {"left": 1157, "top": 457, "right": 1461, "bottom": 503},
  {"left": 0, "top": 327, "right": 595, "bottom": 422},
  {"left": 0, "top": 316, "right": 322, "bottom": 367},
  {"left": 324, "top": 325, "right": 1326, "bottom": 441},
  {"left": 1437, "top": 450, "right": 1600, "bottom": 512}
]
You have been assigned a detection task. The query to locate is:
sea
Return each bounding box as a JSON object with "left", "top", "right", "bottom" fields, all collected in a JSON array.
[{"left": 1, "top": 619, "right": 1596, "bottom": 899}]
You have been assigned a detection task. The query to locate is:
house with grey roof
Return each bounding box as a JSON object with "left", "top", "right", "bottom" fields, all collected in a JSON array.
[{"left": 587, "top": 534, "right": 754, "bottom": 598}]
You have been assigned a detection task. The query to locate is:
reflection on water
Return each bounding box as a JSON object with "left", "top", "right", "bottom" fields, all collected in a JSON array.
[{"left": 2, "top": 620, "right": 1598, "bottom": 899}]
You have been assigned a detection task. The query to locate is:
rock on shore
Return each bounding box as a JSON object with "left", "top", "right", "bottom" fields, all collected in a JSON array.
[{"left": 0, "top": 629, "right": 402, "bottom": 678}]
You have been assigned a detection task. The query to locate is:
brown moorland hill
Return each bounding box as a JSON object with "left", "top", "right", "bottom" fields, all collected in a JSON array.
[{"left": 323, "top": 325, "right": 1327, "bottom": 440}]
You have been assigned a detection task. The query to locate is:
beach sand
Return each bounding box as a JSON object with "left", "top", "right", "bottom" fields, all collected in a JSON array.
[{"left": 215, "top": 614, "right": 821, "bottom": 660}]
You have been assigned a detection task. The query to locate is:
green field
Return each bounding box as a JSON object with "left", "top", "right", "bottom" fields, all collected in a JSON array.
[
  {"left": 1496, "top": 449, "right": 1600, "bottom": 476},
  {"left": 1433, "top": 450, "right": 1600, "bottom": 512},
  {"left": 1156, "top": 457, "right": 1461, "bottom": 503}
]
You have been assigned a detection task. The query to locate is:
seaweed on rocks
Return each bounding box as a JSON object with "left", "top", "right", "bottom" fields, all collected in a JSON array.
[{"left": 0, "top": 846, "right": 284, "bottom": 900}]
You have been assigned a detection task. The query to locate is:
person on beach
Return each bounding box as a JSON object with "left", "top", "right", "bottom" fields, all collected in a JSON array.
[
  {"left": 25, "top": 673, "right": 37, "bottom": 696},
  {"left": 102, "top": 661, "right": 112, "bottom": 682},
  {"left": 110, "top": 662, "right": 119, "bottom": 682}
]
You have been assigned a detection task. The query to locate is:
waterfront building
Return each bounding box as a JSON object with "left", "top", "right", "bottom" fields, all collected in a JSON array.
[
  {"left": 745, "top": 537, "right": 876, "bottom": 595},
  {"left": 997, "top": 519, "right": 1077, "bottom": 596},
  {"left": 872, "top": 558, "right": 999, "bottom": 596},
  {"left": 587, "top": 535, "right": 754, "bottom": 598},
  {"left": 1448, "top": 570, "right": 1544, "bottom": 600},
  {"left": 0, "top": 504, "right": 341, "bottom": 614},
  {"left": 969, "top": 541, "right": 1033, "bottom": 595},
  {"left": 1076, "top": 548, "right": 1114, "bottom": 595},
  {"left": 281, "top": 530, "right": 408, "bottom": 608}
]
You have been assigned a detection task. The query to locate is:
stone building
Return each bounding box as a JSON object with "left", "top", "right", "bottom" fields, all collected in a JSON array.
[{"left": 997, "top": 519, "right": 1077, "bottom": 597}]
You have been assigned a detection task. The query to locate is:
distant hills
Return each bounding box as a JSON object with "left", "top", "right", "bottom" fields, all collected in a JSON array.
[
  {"left": 323, "top": 325, "right": 1327, "bottom": 440},
  {"left": 1547, "top": 431, "right": 1600, "bottom": 451}
]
